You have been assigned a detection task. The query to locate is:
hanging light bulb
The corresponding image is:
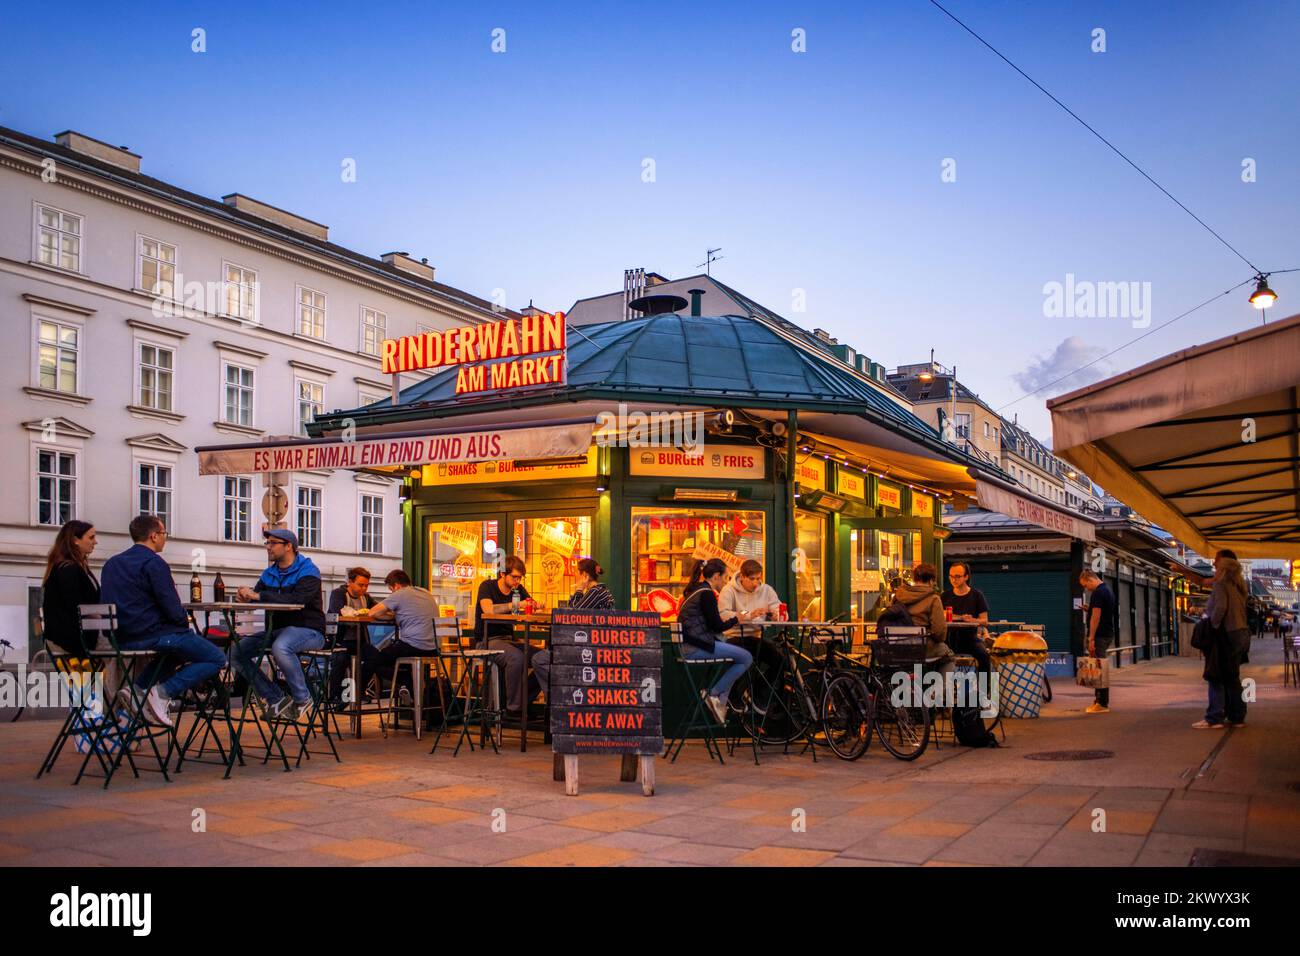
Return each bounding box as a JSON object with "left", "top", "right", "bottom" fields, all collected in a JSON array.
[{"left": 1249, "top": 274, "right": 1277, "bottom": 310}]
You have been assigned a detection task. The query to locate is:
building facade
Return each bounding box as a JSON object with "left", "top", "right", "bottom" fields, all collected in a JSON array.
[{"left": 0, "top": 126, "right": 509, "bottom": 656}]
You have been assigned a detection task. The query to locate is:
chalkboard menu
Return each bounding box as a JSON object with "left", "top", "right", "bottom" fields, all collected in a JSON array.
[{"left": 549, "top": 608, "right": 662, "bottom": 756}]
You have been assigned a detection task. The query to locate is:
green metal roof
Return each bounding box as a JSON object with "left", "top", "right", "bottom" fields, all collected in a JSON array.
[{"left": 333, "top": 314, "right": 935, "bottom": 428}]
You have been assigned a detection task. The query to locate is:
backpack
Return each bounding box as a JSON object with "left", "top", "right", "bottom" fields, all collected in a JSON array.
[
  {"left": 953, "top": 705, "right": 998, "bottom": 748},
  {"left": 876, "top": 601, "right": 914, "bottom": 630}
]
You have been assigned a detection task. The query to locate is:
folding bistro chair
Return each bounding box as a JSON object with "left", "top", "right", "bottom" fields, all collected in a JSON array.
[
  {"left": 295, "top": 613, "right": 345, "bottom": 766},
  {"left": 75, "top": 604, "right": 173, "bottom": 788},
  {"left": 227, "top": 608, "right": 295, "bottom": 774},
  {"left": 663, "top": 625, "right": 736, "bottom": 765},
  {"left": 449, "top": 640, "right": 507, "bottom": 757}
]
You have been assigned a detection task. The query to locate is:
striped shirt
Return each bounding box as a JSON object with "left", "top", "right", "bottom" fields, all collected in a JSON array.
[{"left": 569, "top": 583, "right": 615, "bottom": 610}]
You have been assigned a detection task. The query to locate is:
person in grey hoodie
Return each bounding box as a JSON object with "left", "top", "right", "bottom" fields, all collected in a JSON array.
[
  {"left": 893, "top": 563, "right": 953, "bottom": 670},
  {"left": 1194, "top": 553, "right": 1250, "bottom": 729}
]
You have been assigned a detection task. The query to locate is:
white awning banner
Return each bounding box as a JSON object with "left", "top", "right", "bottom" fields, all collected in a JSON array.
[
  {"left": 975, "top": 479, "right": 1096, "bottom": 543},
  {"left": 197, "top": 422, "right": 594, "bottom": 476}
]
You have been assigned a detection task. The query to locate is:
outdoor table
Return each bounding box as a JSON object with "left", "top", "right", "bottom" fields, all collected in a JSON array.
[
  {"left": 481, "top": 611, "right": 551, "bottom": 752},
  {"left": 944, "top": 621, "right": 992, "bottom": 671},
  {"left": 183, "top": 601, "right": 304, "bottom": 777}
]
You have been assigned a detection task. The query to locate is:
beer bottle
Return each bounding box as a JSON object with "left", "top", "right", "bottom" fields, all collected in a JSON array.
[
  {"left": 190, "top": 572, "right": 202, "bottom": 603},
  {"left": 213, "top": 572, "right": 226, "bottom": 603}
]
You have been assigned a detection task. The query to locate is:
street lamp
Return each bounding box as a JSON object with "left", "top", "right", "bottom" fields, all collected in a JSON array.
[{"left": 1249, "top": 275, "right": 1277, "bottom": 310}]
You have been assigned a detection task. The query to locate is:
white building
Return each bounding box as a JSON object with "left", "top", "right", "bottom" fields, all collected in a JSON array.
[{"left": 0, "top": 126, "right": 509, "bottom": 656}]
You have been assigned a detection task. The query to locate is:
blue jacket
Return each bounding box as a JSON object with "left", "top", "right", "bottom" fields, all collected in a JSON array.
[
  {"left": 254, "top": 553, "right": 325, "bottom": 633},
  {"left": 100, "top": 544, "right": 190, "bottom": 643}
]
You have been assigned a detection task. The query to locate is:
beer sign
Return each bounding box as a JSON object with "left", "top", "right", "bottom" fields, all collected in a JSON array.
[{"left": 549, "top": 609, "right": 662, "bottom": 755}]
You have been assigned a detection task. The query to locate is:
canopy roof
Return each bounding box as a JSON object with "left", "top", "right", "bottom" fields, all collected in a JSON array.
[{"left": 1048, "top": 312, "right": 1300, "bottom": 560}]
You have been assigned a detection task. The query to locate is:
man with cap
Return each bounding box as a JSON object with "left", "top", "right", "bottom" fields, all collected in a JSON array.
[{"left": 232, "top": 529, "right": 326, "bottom": 721}]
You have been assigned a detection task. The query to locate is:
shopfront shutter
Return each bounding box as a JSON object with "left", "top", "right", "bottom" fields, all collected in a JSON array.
[{"left": 974, "top": 569, "right": 1073, "bottom": 653}]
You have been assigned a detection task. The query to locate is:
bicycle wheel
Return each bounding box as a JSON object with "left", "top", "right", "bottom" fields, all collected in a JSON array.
[
  {"left": 872, "top": 673, "right": 930, "bottom": 760},
  {"left": 740, "top": 668, "right": 814, "bottom": 745},
  {"left": 821, "top": 672, "right": 871, "bottom": 760}
]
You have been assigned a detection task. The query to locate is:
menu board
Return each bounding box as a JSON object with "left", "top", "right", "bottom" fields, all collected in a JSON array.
[
  {"left": 794, "top": 458, "right": 825, "bottom": 490},
  {"left": 549, "top": 609, "right": 662, "bottom": 756}
]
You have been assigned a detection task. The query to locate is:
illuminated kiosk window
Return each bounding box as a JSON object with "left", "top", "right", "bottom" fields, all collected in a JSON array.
[
  {"left": 427, "top": 520, "right": 500, "bottom": 620},
  {"left": 793, "top": 510, "right": 824, "bottom": 621},
  {"left": 849, "top": 527, "right": 881, "bottom": 623},
  {"left": 630, "top": 507, "right": 765, "bottom": 620},
  {"left": 513, "top": 515, "right": 593, "bottom": 610}
]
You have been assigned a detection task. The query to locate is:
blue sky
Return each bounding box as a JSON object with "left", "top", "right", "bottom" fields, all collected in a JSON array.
[{"left": 3, "top": 0, "right": 1296, "bottom": 438}]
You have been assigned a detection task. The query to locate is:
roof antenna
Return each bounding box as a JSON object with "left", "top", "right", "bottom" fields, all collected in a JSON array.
[{"left": 697, "top": 247, "right": 723, "bottom": 276}]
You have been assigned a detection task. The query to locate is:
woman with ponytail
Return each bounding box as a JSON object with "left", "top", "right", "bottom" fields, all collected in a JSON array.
[
  {"left": 531, "top": 558, "right": 614, "bottom": 697},
  {"left": 678, "top": 558, "right": 752, "bottom": 724}
]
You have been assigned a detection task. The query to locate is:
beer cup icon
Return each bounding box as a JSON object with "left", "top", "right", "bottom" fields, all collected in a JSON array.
[{"left": 582, "top": 666, "right": 595, "bottom": 683}]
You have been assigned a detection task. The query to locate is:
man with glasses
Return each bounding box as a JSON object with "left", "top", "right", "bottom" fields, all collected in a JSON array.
[
  {"left": 941, "top": 561, "right": 991, "bottom": 672},
  {"left": 232, "top": 529, "right": 325, "bottom": 721},
  {"left": 100, "top": 515, "right": 227, "bottom": 727},
  {"left": 474, "top": 555, "right": 541, "bottom": 715}
]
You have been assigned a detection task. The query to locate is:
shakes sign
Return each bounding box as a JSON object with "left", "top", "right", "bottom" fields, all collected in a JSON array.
[{"left": 380, "top": 311, "right": 566, "bottom": 396}]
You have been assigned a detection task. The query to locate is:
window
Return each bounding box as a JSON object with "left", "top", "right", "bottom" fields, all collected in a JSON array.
[
  {"left": 983, "top": 421, "right": 990, "bottom": 438},
  {"left": 514, "top": 515, "right": 595, "bottom": 608},
  {"left": 223, "top": 263, "right": 258, "bottom": 321},
  {"left": 138, "top": 237, "right": 176, "bottom": 297},
  {"left": 296, "top": 380, "right": 323, "bottom": 436},
  {"left": 359, "top": 494, "right": 384, "bottom": 554},
  {"left": 296, "top": 485, "right": 322, "bottom": 549},
  {"left": 37, "top": 449, "right": 76, "bottom": 526},
  {"left": 223, "top": 363, "right": 254, "bottom": 426},
  {"left": 955, "top": 413, "right": 971, "bottom": 439},
  {"left": 137, "top": 463, "right": 173, "bottom": 526},
  {"left": 629, "top": 507, "right": 766, "bottom": 618},
  {"left": 358, "top": 390, "right": 387, "bottom": 408},
  {"left": 138, "top": 343, "right": 174, "bottom": 410},
  {"left": 36, "top": 205, "right": 81, "bottom": 271},
  {"left": 360, "top": 307, "right": 386, "bottom": 355},
  {"left": 222, "top": 477, "right": 253, "bottom": 542},
  {"left": 37, "top": 320, "right": 79, "bottom": 393},
  {"left": 297, "top": 286, "right": 326, "bottom": 338}
]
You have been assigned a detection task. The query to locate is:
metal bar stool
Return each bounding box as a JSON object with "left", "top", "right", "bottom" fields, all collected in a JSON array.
[
  {"left": 450, "top": 647, "right": 506, "bottom": 756},
  {"left": 664, "top": 626, "right": 736, "bottom": 764},
  {"left": 296, "top": 613, "right": 345, "bottom": 765}
]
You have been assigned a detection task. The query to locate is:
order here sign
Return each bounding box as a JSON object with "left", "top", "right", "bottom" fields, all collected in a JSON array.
[{"left": 196, "top": 422, "right": 593, "bottom": 476}]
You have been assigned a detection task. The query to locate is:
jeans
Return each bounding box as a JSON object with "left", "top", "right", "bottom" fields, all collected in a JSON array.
[
  {"left": 234, "top": 626, "right": 324, "bottom": 706},
  {"left": 687, "top": 640, "right": 753, "bottom": 699},
  {"left": 123, "top": 630, "right": 226, "bottom": 699}
]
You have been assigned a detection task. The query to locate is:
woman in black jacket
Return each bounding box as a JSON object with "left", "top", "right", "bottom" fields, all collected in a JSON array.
[
  {"left": 41, "top": 520, "right": 101, "bottom": 655},
  {"left": 678, "top": 558, "right": 752, "bottom": 724}
]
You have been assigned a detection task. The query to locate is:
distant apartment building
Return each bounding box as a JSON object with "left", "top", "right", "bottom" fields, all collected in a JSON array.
[{"left": 0, "top": 126, "right": 511, "bottom": 655}]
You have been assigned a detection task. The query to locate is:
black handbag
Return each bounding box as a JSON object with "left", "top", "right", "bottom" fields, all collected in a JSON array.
[{"left": 1190, "top": 617, "right": 1215, "bottom": 651}]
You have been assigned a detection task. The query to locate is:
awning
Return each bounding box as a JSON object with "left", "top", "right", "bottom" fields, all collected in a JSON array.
[
  {"left": 974, "top": 477, "right": 1097, "bottom": 543},
  {"left": 196, "top": 421, "right": 594, "bottom": 476},
  {"left": 1048, "top": 312, "right": 1300, "bottom": 559}
]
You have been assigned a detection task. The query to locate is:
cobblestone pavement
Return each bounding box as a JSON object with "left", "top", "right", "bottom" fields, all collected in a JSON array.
[{"left": 2, "top": 639, "right": 1297, "bottom": 867}]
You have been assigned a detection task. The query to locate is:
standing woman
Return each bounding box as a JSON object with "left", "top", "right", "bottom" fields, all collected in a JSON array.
[
  {"left": 531, "top": 558, "right": 613, "bottom": 693},
  {"left": 678, "top": 558, "right": 752, "bottom": 724},
  {"left": 41, "top": 520, "right": 101, "bottom": 655},
  {"left": 1194, "top": 555, "right": 1250, "bottom": 729}
]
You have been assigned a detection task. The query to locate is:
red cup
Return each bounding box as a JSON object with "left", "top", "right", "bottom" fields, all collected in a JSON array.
[
  {"left": 778, "top": 603, "right": 788, "bottom": 622},
  {"left": 945, "top": 606, "right": 954, "bottom": 622}
]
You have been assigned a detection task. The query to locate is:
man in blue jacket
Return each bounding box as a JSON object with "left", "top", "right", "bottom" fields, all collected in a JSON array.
[
  {"left": 232, "top": 529, "right": 325, "bottom": 721},
  {"left": 100, "top": 515, "right": 226, "bottom": 727}
]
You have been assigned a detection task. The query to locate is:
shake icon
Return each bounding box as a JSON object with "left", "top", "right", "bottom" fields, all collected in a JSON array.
[{"left": 571, "top": 689, "right": 584, "bottom": 705}]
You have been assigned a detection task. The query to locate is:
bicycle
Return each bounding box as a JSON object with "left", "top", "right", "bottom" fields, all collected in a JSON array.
[
  {"left": 1, "top": 640, "right": 50, "bottom": 721},
  {"left": 822, "top": 628, "right": 932, "bottom": 761}
]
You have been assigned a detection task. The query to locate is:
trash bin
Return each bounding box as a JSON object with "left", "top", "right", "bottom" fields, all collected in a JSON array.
[{"left": 991, "top": 631, "right": 1048, "bottom": 718}]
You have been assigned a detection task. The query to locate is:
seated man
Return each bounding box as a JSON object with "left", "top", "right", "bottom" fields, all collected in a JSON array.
[
  {"left": 326, "top": 566, "right": 379, "bottom": 704},
  {"left": 99, "top": 514, "right": 227, "bottom": 727},
  {"left": 232, "top": 530, "right": 326, "bottom": 722},
  {"left": 892, "top": 563, "right": 953, "bottom": 669},
  {"left": 941, "top": 561, "right": 991, "bottom": 672},
  {"left": 717, "top": 560, "right": 787, "bottom": 702},
  {"left": 360, "top": 569, "right": 441, "bottom": 703}
]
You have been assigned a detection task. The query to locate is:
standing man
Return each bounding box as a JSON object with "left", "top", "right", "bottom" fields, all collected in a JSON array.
[
  {"left": 941, "top": 561, "right": 991, "bottom": 672},
  {"left": 359, "top": 570, "right": 441, "bottom": 702},
  {"left": 327, "top": 567, "right": 378, "bottom": 704},
  {"left": 100, "top": 515, "right": 227, "bottom": 726},
  {"left": 1079, "top": 570, "right": 1116, "bottom": 714},
  {"left": 232, "top": 529, "right": 325, "bottom": 722}
]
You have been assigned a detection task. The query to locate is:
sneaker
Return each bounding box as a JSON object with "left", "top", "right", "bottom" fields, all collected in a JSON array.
[
  {"left": 706, "top": 695, "right": 729, "bottom": 725},
  {"left": 741, "top": 688, "right": 768, "bottom": 716},
  {"left": 115, "top": 685, "right": 138, "bottom": 717},
  {"left": 1192, "top": 720, "right": 1225, "bottom": 729},
  {"left": 1083, "top": 703, "right": 1109, "bottom": 714},
  {"left": 266, "top": 695, "right": 295, "bottom": 721},
  {"left": 144, "top": 686, "right": 175, "bottom": 727}
]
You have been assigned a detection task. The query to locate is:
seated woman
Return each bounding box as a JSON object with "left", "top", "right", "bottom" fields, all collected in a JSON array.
[
  {"left": 891, "top": 563, "right": 953, "bottom": 669},
  {"left": 531, "top": 558, "right": 612, "bottom": 694},
  {"left": 678, "top": 558, "right": 753, "bottom": 724}
]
